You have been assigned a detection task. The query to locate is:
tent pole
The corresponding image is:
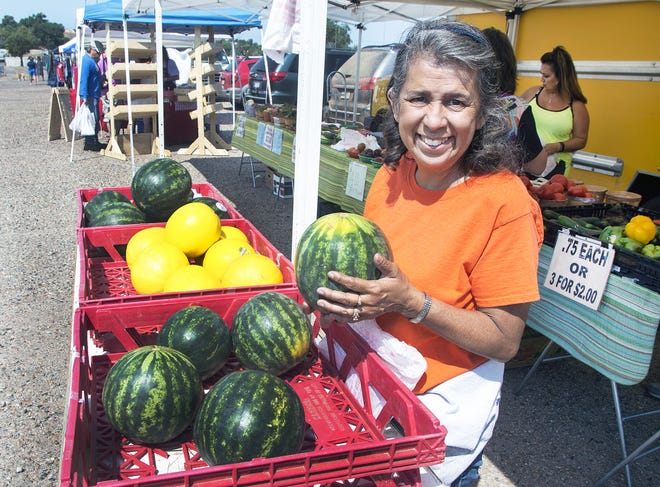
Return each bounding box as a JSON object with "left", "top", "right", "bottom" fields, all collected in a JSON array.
[
  {"left": 155, "top": 0, "right": 165, "bottom": 156},
  {"left": 122, "top": 15, "right": 136, "bottom": 174},
  {"left": 231, "top": 35, "right": 236, "bottom": 128},
  {"left": 291, "top": 0, "right": 327, "bottom": 257},
  {"left": 352, "top": 25, "right": 364, "bottom": 124},
  {"left": 70, "top": 24, "right": 86, "bottom": 163}
]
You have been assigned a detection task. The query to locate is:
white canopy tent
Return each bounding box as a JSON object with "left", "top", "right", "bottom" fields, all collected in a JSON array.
[{"left": 122, "top": 0, "right": 654, "bottom": 257}]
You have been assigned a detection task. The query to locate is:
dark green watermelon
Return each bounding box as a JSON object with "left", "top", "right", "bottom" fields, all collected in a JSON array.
[
  {"left": 102, "top": 345, "right": 203, "bottom": 445},
  {"left": 193, "top": 196, "right": 231, "bottom": 219},
  {"left": 131, "top": 158, "right": 192, "bottom": 221},
  {"left": 84, "top": 190, "right": 132, "bottom": 224},
  {"left": 87, "top": 200, "right": 146, "bottom": 227},
  {"left": 157, "top": 306, "right": 232, "bottom": 380},
  {"left": 232, "top": 292, "right": 311, "bottom": 376},
  {"left": 294, "top": 212, "right": 392, "bottom": 310},
  {"left": 193, "top": 369, "right": 305, "bottom": 466}
]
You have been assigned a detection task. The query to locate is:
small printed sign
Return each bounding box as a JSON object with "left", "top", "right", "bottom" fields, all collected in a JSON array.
[
  {"left": 345, "top": 161, "right": 368, "bottom": 201},
  {"left": 262, "top": 124, "right": 275, "bottom": 151},
  {"left": 271, "top": 127, "right": 283, "bottom": 155},
  {"left": 256, "top": 121, "right": 266, "bottom": 145},
  {"left": 235, "top": 115, "right": 246, "bottom": 138},
  {"left": 543, "top": 230, "right": 615, "bottom": 310}
]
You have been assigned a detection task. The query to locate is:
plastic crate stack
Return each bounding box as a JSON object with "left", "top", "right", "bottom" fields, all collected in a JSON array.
[
  {"left": 62, "top": 182, "right": 447, "bottom": 487},
  {"left": 542, "top": 203, "right": 660, "bottom": 293}
]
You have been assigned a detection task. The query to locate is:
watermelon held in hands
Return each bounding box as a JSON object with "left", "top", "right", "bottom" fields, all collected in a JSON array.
[
  {"left": 157, "top": 306, "right": 232, "bottom": 380},
  {"left": 87, "top": 200, "right": 147, "bottom": 227},
  {"left": 232, "top": 292, "right": 311, "bottom": 376},
  {"left": 131, "top": 158, "right": 193, "bottom": 222},
  {"left": 294, "top": 212, "right": 392, "bottom": 310},
  {"left": 193, "top": 369, "right": 306, "bottom": 466},
  {"left": 101, "top": 345, "right": 203, "bottom": 445}
]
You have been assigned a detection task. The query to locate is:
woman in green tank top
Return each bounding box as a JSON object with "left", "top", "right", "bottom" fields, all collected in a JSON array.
[{"left": 521, "top": 46, "right": 589, "bottom": 177}]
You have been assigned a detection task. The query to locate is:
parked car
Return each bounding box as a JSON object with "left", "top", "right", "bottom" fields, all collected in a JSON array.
[
  {"left": 243, "top": 49, "right": 355, "bottom": 107},
  {"left": 217, "top": 56, "right": 260, "bottom": 106},
  {"left": 326, "top": 44, "right": 402, "bottom": 131}
]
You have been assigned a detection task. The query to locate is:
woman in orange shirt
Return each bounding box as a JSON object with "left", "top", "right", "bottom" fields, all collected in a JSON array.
[{"left": 314, "top": 20, "right": 543, "bottom": 486}]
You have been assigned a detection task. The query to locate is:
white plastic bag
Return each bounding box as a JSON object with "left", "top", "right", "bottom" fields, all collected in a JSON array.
[{"left": 69, "top": 103, "right": 96, "bottom": 136}]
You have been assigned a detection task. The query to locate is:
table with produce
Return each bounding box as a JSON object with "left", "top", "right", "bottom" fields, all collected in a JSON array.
[
  {"left": 514, "top": 170, "right": 660, "bottom": 385},
  {"left": 62, "top": 157, "right": 447, "bottom": 486},
  {"left": 231, "top": 115, "right": 381, "bottom": 214}
]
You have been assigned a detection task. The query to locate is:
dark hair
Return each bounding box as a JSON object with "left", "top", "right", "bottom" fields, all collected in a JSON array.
[
  {"left": 540, "top": 46, "right": 587, "bottom": 103},
  {"left": 382, "top": 19, "right": 520, "bottom": 175},
  {"left": 482, "top": 27, "right": 517, "bottom": 95}
]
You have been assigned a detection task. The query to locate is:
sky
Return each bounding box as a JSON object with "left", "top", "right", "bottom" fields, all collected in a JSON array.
[{"left": 3, "top": 0, "right": 410, "bottom": 45}]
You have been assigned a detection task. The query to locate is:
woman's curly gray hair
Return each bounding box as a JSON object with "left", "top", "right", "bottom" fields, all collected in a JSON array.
[{"left": 382, "top": 19, "right": 520, "bottom": 175}]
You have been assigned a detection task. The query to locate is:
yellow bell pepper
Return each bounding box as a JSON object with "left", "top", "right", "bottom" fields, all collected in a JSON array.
[{"left": 624, "top": 215, "right": 657, "bottom": 245}]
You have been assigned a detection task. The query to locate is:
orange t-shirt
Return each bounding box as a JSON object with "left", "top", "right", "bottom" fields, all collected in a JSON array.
[{"left": 364, "top": 158, "right": 543, "bottom": 393}]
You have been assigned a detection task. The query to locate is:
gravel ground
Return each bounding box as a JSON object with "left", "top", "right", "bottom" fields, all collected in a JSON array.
[{"left": 0, "top": 71, "right": 658, "bottom": 487}]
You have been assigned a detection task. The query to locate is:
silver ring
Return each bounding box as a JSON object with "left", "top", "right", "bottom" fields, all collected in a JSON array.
[
  {"left": 357, "top": 294, "right": 362, "bottom": 307},
  {"left": 352, "top": 307, "right": 361, "bottom": 322}
]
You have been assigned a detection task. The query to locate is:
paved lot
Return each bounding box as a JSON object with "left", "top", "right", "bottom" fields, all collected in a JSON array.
[{"left": 0, "top": 71, "right": 657, "bottom": 486}]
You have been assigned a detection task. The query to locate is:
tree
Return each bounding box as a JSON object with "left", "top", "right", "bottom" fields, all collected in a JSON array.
[
  {"left": 4, "top": 25, "right": 35, "bottom": 65},
  {"left": 326, "top": 20, "right": 353, "bottom": 49},
  {"left": 0, "top": 13, "right": 65, "bottom": 54}
]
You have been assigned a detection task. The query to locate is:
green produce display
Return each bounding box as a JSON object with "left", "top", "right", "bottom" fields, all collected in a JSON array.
[
  {"left": 193, "top": 369, "right": 306, "bottom": 466},
  {"left": 157, "top": 306, "right": 232, "bottom": 380},
  {"left": 84, "top": 190, "right": 132, "bottom": 223},
  {"left": 599, "top": 226, "right": 625, "bottom": 245},
  {"left": 131, "top": 157, "right": 193, "bottom": 221},
  {"left": 294, "top": 212, "right": 392, "bottom": 309},
  {"left": 232, "top": 292, "right": 311, "bottom": 376},
  {"left": 102, "top": 345, "right": 203, "bottom": 444},
  {"left": 87, "top": 200, "right": 146, "bottom": 227}
]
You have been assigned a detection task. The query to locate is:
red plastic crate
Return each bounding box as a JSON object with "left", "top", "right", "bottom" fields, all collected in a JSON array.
[
  {"left": 61, "top": 297, "right": 447, "bottom": 487},
  {"left": 76, "top": 183, "right": 244, "bottom": 228},
  {"left": 76, "top": 219, "right": 296, "bottom": 310}
]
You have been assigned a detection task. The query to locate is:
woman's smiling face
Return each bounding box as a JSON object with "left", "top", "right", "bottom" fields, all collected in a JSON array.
[{"left": 390, "top": 58, "right": 483, "bottom": 188}]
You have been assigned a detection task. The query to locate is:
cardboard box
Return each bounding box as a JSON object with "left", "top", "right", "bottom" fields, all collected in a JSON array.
[{"left": 273, "top": 173, "right": 293, "bottom": 199}]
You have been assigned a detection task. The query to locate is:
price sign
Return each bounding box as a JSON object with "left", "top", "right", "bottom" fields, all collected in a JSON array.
[
  {"left": 345, "top": 161, "right": 368, "bottom": 201},
  {"left": 543, "top": 231, "right": 615, "bottom": 310},
  {"left": 235, "top": 115, "right": 246, "bottom": 138},
  {"left": 262, "top": 124, "right": 275, "bottom": 151}
]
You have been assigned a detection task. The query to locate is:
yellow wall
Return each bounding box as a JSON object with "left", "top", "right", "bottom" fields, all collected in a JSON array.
[{"left": 461, "top": 2, "right": 660, "bottom": 190}]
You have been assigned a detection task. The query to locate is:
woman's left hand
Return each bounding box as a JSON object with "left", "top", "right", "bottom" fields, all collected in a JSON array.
[{"left": 315, "top": 253, "right": 419, "bottom": 327}]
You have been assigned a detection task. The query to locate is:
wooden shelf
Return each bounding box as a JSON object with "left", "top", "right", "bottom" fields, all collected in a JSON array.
[
  {"left": 109, "top": 63, "right": 158, "bottom": 81},
  {"left": 112, "top": 84, "right": 159, "bottom": 101},
  {"left": 108, "top": 40, "right": 155, "bottom": 60},
  {"left": 110, "top": 104, "right": 159, "bottom": 119}
]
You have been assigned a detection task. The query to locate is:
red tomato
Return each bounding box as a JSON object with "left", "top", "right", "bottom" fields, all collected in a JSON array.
[
  {"left": 553, "top": 192, "right": 568, "bottom": 201},
  {"left": 549, "top": 174, "right": 569, "bottom": 188},
  {"left": 547, "top": 182, "right": 565, "bottom": 194},
  {"left": 568, "top": 185, "right": 588, "bottom": 197}
]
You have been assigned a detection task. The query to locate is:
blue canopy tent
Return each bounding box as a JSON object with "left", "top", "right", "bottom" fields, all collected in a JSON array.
[
  {"left": 83, "top": 0, "right": 261, "bottom": 35},
  {"left": 79, "top": 0, "right": 262, "bottom": 166}
]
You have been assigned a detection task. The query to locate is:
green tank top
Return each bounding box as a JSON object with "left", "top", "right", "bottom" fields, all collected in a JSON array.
[{"left": 529, "top": 89, "right": 574, "bottom": 163}]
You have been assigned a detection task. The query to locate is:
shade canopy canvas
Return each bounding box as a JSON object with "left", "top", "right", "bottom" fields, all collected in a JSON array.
[{"left": 121, "top": 0, "right": 655, "bottom": 257}]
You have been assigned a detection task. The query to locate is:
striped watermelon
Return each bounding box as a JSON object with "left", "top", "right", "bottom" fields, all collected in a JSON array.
[
  {"left": 157, "top": 306, "right": 232, "bottom": 380},
  {"left": 87, "top": 200, "right": 147, "bottom": 227},
  {"left": 294, "top": 212, "right": 392, "bottom": 310},
  {"left": 232, "top": 292, "right": 311, "bottom": 376},
  {"left": 131, "top": 158, "right": 192, "bottom": 222},
  {"left": 193, "top": 196, "right": 231, "bottom": 219},
  {"left": 101, "top": 345, "right": 203, "bottom": 445},
  {"left": 84, "top": 190, "right": 132, "bottom": 224},
  {"left": 193, "top": 369, "right": 305, "bottom": 466}
]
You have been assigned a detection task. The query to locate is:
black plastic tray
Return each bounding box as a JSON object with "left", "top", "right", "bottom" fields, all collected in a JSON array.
[{"left": 542, "top": 203, "right": 659, "bottom": 293}]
